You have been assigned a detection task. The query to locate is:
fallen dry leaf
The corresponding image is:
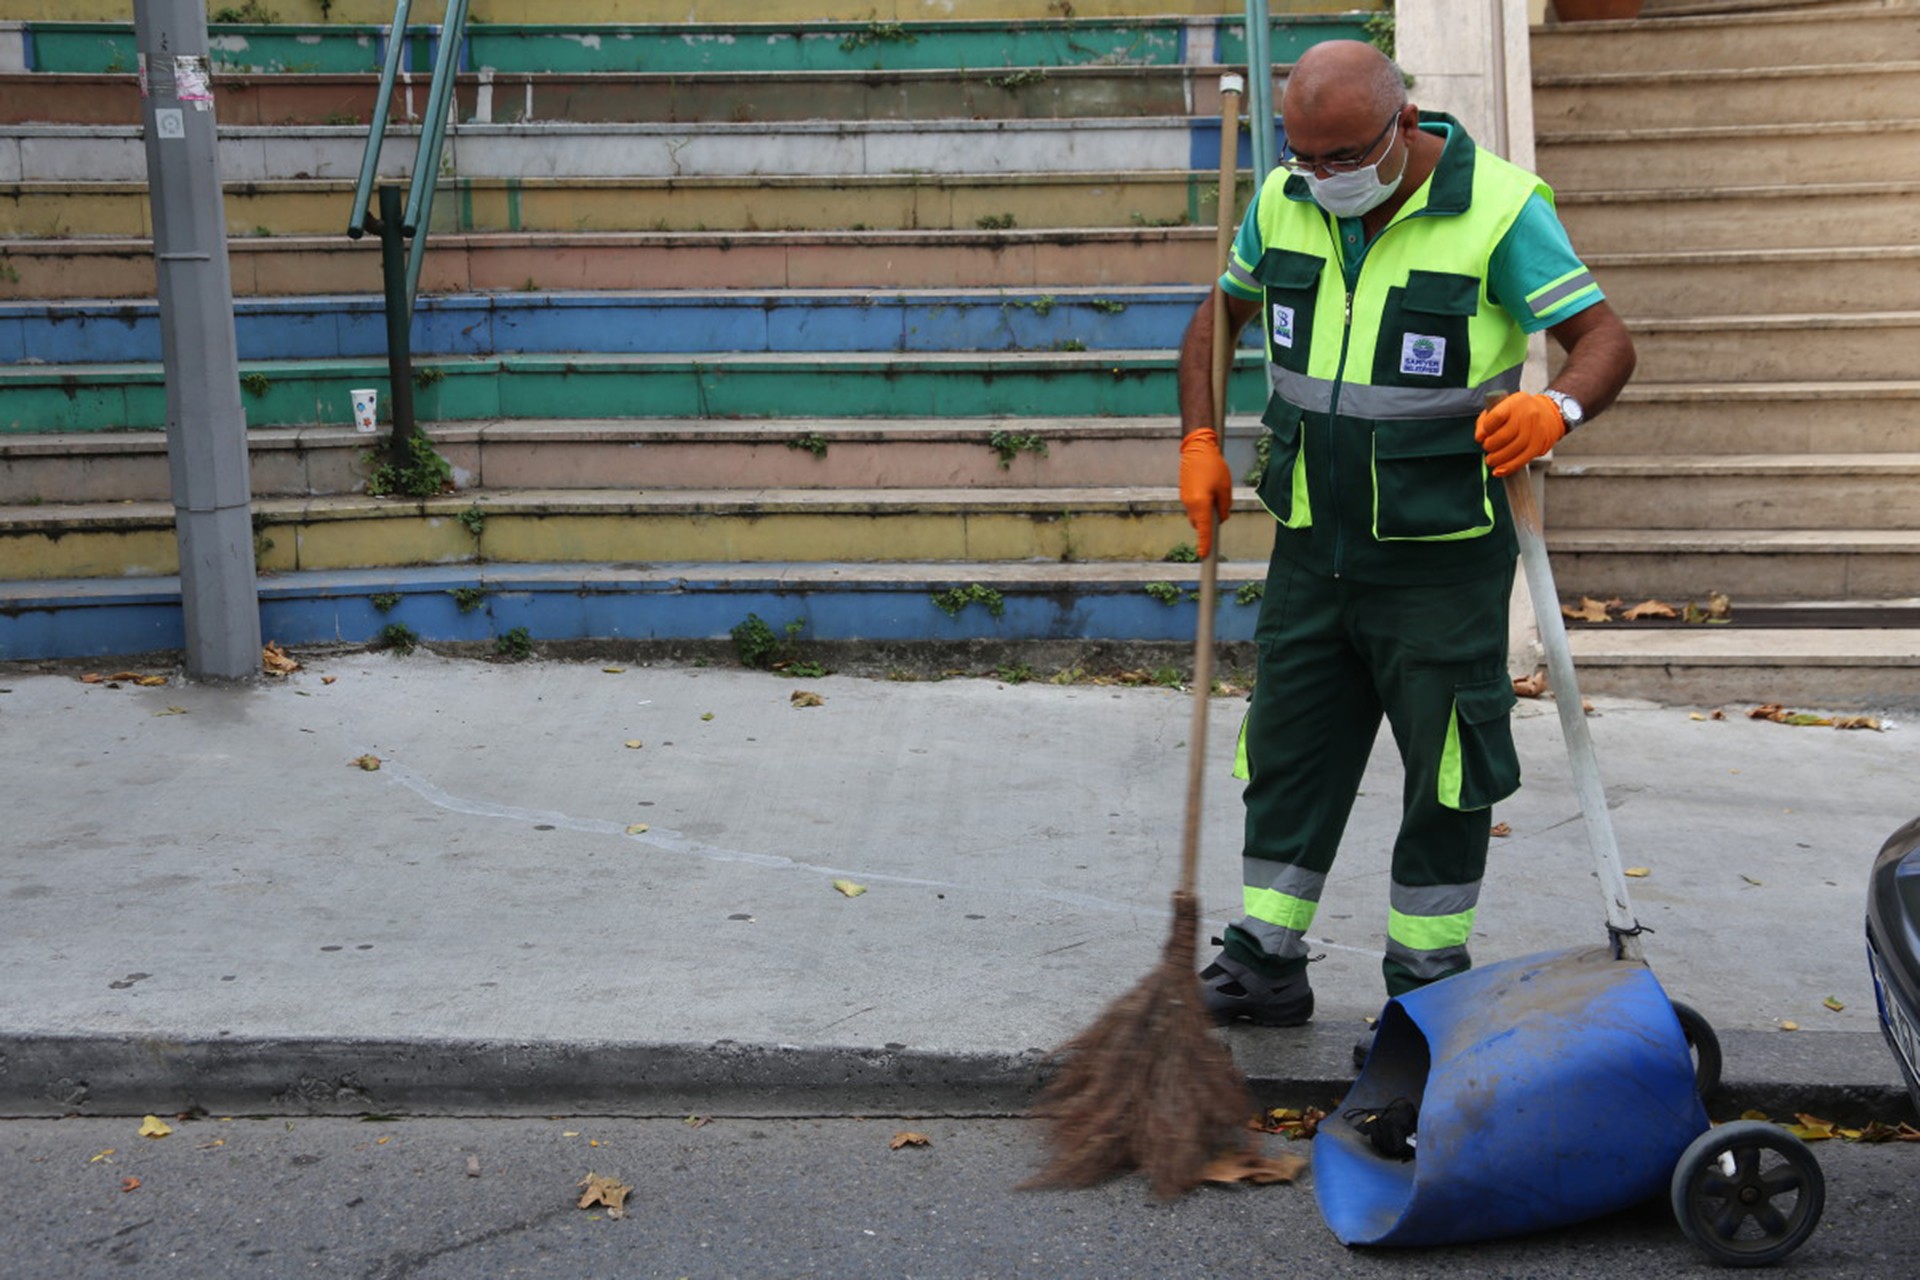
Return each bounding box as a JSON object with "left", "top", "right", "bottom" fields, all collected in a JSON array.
[
  {"left": 1832, "top": 715, "right": 1883, "bottom": 731},
  {"left": 602, "top": 667, "right": 625, "bottom": 674},
  {"left": 80, "top": 672, "right": 105, "bottom": 684},
  {"left": 1625, "top": 867, "right": 1650, "bottom": 878},
  {"left": 135, "top": 675, "right": 168, "bottom": 687},
  {"left": 351, "top": 754, "right": 382, "bottom": 771},
  {"left": 262, "top": 642, "right": 301, "bottom": 676},
  {"left": 1512, "top": 670, "right": 1547, "bottom": 698},
  {"left": 1622, "top": 599, "right": 1678, "bottom": 621},
  {"left": 890, "top": 1132, "right": 932, "bottom": 1150},
  {"left": 153, "top": 706, "right": 187, "bottom": 717},
  {"left": 121, "top": 1177, "right": 141, "bottom": 1193},
  {"left": 832, "top": 878, "right": 867, "bottom": 898},
  {"left": 791, "top": 690, "right": 824, "bottom": 708},
  {"left": 1788, "top": 1113, "right": 1834, "bottom": 1142},
  {"left": 1741, "top": 874, "right": 1763, "bottom": 887},
  {"left": 684, "top": 1115, "right": 711, "bottom": 1129},
  {"left": 108, "top": 671, "right": 140, "bottom": 682},
  {"left": 1201, "top": 1147, "right": 1307, "bottom": 1186},
  {"left": 138, "top": 1116, "right": 172, "bottom": 1139},
  {"left": 1561, "top": 596, "right": 1615, "bottom": 624},
  {"left": 1490, "top": 822, "right": 1511, "bottom": 838},
  {"left": 576, "top": 1172, "right": 632, "bottom": 1218},
  {"left": 1689, "top": 712, "right": 1706, "bottom": 721},
  {"left": 1824, "top": 996, "right": 1846, "bottom": 1013},
  {"left": 623, "top": 740, "right": 643, "bottom": 749},
  {"left": 700, "top": 712, "right": 715, "bottom": 722},
  {"left": 1780, "top": 1020, "right": 1800, "bottom": 1032},
  {"left": 321, "top": 676, "right": 337, "bottom": 685},
  {"left": 1258, "top": 1108, "right": 1324, "bottom": 1141},
  {"left": 89, "top": 1149, "right": 115, "bottom": 1163},
  {"left": 625, "top": 823, "right": 649, "bottom": 835},
  {"left": 1710, "top": 708, "right": 1726, "bottom": 720}
]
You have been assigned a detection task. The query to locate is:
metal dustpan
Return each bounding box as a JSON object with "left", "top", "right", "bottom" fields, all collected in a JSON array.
[{"left": 1313, "top": 462, "right": 1710, "bottom": 1247}]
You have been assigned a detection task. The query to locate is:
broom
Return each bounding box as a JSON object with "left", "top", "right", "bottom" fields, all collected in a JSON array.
[{"left": 1024, "top": 73, "right": 1254, "bottom": 1200}]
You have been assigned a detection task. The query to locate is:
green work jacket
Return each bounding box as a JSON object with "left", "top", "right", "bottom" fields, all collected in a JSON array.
[{"left": 1251, "top": 114, "right": 1544, "bottom": 584}]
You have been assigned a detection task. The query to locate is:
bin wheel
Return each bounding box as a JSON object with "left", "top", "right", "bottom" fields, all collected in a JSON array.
[
  {"left": 1671, "top": 1120, "right": 1823, "bottom": 1267},
  {"left": 1671, "top": 1000, "right": 1723, "bottom": 1099}
]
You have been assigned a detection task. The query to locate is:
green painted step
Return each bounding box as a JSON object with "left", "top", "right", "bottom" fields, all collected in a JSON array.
[
  {"left": 0, "top": 352, "right": 1270, "bottom": 433},
  {"left": 0, "top": 486, "right": 1278, "bottom": 580}
]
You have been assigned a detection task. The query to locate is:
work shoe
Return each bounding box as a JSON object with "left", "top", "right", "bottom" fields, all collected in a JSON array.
[{"left": 1198, "top": 945, "right": 1313, "bottom": 1027}]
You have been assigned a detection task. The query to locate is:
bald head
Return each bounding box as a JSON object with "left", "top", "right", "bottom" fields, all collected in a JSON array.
[{"left": 1282, "top": 40, "right": 1407, "bottom": 125}]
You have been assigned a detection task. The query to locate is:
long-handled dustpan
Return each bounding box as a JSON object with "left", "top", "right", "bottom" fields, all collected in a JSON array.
[{"left": 1313, "top": 446, "right": 1710, "bottom": 1247}]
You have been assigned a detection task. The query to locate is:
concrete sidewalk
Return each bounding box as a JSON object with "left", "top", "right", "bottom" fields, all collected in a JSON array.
[{"left": 2, "top": 650, "right": 1914, "bottom": 1120}]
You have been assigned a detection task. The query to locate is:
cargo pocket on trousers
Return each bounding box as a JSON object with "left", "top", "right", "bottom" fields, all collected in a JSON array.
[{"left": 1438, "top": 676, "right": 1520, "bottom": 811}]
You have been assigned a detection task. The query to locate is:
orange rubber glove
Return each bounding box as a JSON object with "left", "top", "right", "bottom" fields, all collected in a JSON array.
[
  {"left": 1475, "top": 391, "right": 1567, "bottom": 478},
  {"left": 1179, "top": 427, "right": 1233, "bottom": 558}
]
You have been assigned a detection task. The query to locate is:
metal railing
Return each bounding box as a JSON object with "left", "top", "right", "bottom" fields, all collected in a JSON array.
[{"left": 347, "top": 0, "right": 471, "bottom": 461}]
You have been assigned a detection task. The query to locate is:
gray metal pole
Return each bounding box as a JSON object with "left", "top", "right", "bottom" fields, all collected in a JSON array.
[{"left": 134, "top": 0, "right": 261, "bottom": 681}]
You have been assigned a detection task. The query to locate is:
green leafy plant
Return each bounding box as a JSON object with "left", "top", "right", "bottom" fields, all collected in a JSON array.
[
  {"left": 494, "top": 626, "right": 532, "bottom": 660},
  {"left": 366, "top": 433, "right": 453, "bottom": 498},
  {"left": 996, "top": 662, "right": 1034, "bottom": 685},
  {"left": 455, "top": 504, "right": 485, "bottom": 536},
  {"left": 449, "top": 586, "right": 488, "bottom": 613},
  {"left": 371, "top": 592, "right": 401, "bottom": 613},
  {"left": 321, "top": 110, "right": 359, "bottom": 126},
  {"left": 988, "top": 430, "right": 1049, "bottom": 469},
  {"left": 1050, "top": 338, "right": 1087, "bottom": 352},
  {"left": 730, "top": 613, "right": 806, "bottom": 670},
  {"left": 411, "top": 365, "right": 445, "bottom": 390},
  {"left": 930, "top": 583, "right": 1005, "bottom": 619},
  {"left": 985, "top": 67, "right": 1047, "bottom": 90},
  {"left": 251, "top": 510, "right": 274, "bottom": 558},
  {"left": 1144, "top": 581, "right": 1182, "bottom": 606},
  {"left": 787, "top": 432, "right": 829, "bottom": 458},
  {"left": 376, "top": 622, "right": 418, "bottom": 655},
  {"left": 1163, "top": 543, "right": 1198, "bottom": 563},
  {"left": 786, "top": 659, "right": 830, "bottom": 679},
  {"left": 240, "top": 371, "right": 273, "bottom": 397},
  {"left": 1364, "top": 10, "right": 1396, "bottom": 58},
  {"left": 1129, "top": 211, "right": 1187, "bottom": 228},
  {"left": 840, "top": 19, "right": 917, "bottom": 52},
  {"left": 1236, "top": 581, "right": 1266, "bottom": 606},
  {"left": 0, "top": 258, "right": 18, "bottom": 285},
  {"left": 1088, "top": 298, "right": 1128, "bottom": 315},
  {"left": 212, "top": 2, "right": 278, "bottom": 22},
  {"left": 1246, "top": 432, "right": 1271, "bottom": 489},
  {"left": 976, "top": 212, "right": 1017, "bottom": 230},
  {"left": 1152, "top": 664, "right": 1185, "bottom": 689}
]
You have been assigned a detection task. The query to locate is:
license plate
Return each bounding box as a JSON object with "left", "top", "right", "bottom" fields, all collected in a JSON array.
[{"left": 1870, "top": 944, "right": 1920, "bottom": 1083}]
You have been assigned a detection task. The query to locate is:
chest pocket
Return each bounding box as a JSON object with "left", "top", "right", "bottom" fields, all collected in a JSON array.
[
  {"left": 1252, "top": 248, "right": 1325, "bottom": 376},
  {"left": 1370, "top": 270, "right": 1479, "bottom": 388}
]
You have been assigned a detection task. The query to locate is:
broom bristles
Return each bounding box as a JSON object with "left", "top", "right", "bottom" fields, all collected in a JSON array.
[{"left": 1024, "top": 891, "right": 1253, "bottom": 1199}]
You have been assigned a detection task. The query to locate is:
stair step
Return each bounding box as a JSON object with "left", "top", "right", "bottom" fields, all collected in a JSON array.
[
  {"left": 1537, "top": 117, "right": 1920, "bottom": 191},
  {"left": 3, "top": 288, "right": 1218, "bottom": 364},
  {"left": 1535, "top": 60, "right": 1920, "bottom": 130},
  {"left": 0, "top": 351, "right": 1269, "bottom": 433},
  {"left": 1567, "top": 381, "right": 1920, "bottom": 454},
  {"left": 0, "top": 416, "right": 1268, "bottom": 503},
  {"left": 1591, "top": 245, "right": 1920, "bottom": 317},
  {"left": 0, "top": 559, "right": 1282, "bottom": 666},
  {"left": 0, "top": 118, "right": 1241, "bottom": 184},
  {"left": 1532, "top": 6, "right": 1920, "bottom": 76},
  {"left": 0, "top": 227, "right": 1225, "bottom": 299},
  {"left": 0, "top": 170, "right": 1225, "bottom": 239},
  {"left": 1545, "top": 527, "right": 1920, "bottom": 600},
  {"left": 1557, "top": 181, "right": 1920, "bottom": 254},
  {"left": 1566, "top": 625, "right": 1920, "bottom": 708},
  {"left": 0, "top": 487, "right": 1276, "bottom": 580},
  {"left": 9, "top": 0, "right": 1318, "bottom": 20},
  {"left": 1608, "top": 312, "right": 1920, "bottom": 383},
  {"left": 16, "top": 13, "right": 1369, "bottom": 76},
  {"left": 1547, "top": 453, "right": 1920, "bottom": 529},
  {"left": 0, "top": 66, "right": 1241, "bottom": 127}
]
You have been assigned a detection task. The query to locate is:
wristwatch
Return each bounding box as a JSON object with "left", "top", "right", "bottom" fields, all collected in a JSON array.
[{"left": 1543, "top": 389, "right": 1586, "bottom": 431}]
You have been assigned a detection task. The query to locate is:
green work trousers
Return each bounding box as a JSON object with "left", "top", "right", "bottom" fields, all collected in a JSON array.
[{"left": 1227, "top": 552, "right": 1521, "bottom": 997}]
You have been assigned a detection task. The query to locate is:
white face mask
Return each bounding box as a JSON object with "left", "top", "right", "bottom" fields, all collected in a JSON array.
[{"left": 1304, "top": 127, "right": 1406, "bottom": 218}]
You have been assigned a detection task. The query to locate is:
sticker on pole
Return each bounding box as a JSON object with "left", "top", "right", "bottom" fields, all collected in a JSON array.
[
  {"left": 154, "top": 109, "right": 186, "bottom": 139},
  {"left": 174, "top": 55, "right": 214, "bottom": 107}
]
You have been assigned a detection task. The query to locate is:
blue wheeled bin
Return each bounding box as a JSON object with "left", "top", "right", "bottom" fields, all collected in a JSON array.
[{"left": 1309, "top": 463, "right": 1826, "bottom": 1266}]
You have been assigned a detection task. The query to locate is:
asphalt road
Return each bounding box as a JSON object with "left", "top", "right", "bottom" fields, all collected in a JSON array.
[{"left": 8, "top": 1113, "right": 1920, "bottom": 1279}]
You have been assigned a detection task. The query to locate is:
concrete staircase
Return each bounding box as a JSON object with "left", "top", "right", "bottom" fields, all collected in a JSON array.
[
  {"left": 0, "top": 4, "right": 1386, "bottom": 664},
  {"left": 1533, "top": 0, "right": 1920, "bottom": 704}
]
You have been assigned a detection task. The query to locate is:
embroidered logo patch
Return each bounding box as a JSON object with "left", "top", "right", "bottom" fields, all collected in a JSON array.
[
  {"left": 1270, "top": 304, "right": 1295, "bottom": 349},
  {"left": 1400, "top": 333, "right": 1445, "bottom": 377}
]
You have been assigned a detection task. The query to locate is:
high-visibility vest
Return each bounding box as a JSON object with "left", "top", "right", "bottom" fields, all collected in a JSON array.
[{"left": 1244, "top": 113, "right": 1548, "bottom": 585}]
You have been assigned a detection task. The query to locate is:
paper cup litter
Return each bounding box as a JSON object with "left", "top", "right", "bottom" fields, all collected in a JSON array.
[{"left": 350, "top": 388, "right": 379, "bottom": 434}]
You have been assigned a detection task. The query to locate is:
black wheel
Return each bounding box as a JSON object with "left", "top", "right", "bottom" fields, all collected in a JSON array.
[
  {"left": 1671, "top": 1000, "right": 1723, "bottom": 1100},
  {"left": 1671, "top": 1121, "right": 1824, "bottom": 1266}
]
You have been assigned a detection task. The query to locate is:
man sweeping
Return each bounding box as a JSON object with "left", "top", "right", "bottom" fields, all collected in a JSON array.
[{"left": 1176, "top": 40, "right": 1636, "bottom": 1032}]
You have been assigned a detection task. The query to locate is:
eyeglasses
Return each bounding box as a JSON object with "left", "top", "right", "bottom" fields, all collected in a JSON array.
[{"left": 1278, "top": 111, "right": 1401, "bottom": 176}]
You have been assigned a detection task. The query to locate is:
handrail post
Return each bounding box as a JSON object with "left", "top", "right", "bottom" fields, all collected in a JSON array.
[{"left": 374, "top": 183, "right": 419, "bottom": 464}]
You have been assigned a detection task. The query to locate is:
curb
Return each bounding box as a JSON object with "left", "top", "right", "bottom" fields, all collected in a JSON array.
[{"left": 4, "top": 1029, "right": 1912, "bottom": 1126}]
